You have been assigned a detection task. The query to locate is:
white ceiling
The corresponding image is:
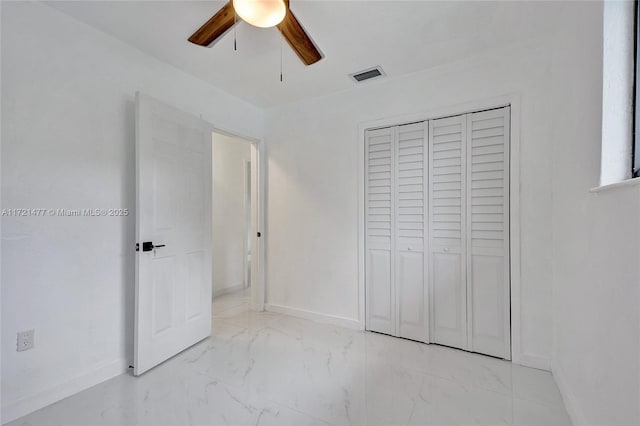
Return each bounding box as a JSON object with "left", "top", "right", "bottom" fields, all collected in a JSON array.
[{"left": 46, "top": 1, "right": 553, "bottom": 108}]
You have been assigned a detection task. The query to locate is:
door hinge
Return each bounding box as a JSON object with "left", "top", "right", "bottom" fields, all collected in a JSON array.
[
  {"left": 135, "top": 243, "right": 139, "bottom": 252},
  {"left": 257, "top": 232, "right": 261, "bottom": 238}
]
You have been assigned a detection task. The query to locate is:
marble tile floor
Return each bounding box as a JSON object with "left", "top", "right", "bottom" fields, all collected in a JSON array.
[{"left": 9, "top": 289, "right": 571, "bottom": 426}]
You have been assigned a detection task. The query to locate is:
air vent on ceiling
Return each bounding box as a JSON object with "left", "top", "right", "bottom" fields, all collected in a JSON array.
[{"left": 350, "top": 66, "right": 385, "bottom": 83}]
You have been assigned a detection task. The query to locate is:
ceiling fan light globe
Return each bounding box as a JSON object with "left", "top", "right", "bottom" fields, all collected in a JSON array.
[{"left": 232, "top": 0, "right": 287, "bottom": 28}]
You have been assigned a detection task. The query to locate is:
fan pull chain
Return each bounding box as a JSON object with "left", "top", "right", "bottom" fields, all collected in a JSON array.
[
  {"left": 233, "top": 12, "right": 237, "bottom": 51},
  {"left": 280, "top": 38, "right": 283, "bottom": 83}
]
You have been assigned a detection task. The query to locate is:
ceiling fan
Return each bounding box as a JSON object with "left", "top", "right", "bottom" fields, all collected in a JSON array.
[{"left": 188, "top": 0, "right": 323, "bottom": 66}]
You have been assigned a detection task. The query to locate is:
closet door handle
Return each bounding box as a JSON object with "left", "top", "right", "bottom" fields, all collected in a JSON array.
[{"left": 444, "top": 247, "right": 450, "bottom": 252}]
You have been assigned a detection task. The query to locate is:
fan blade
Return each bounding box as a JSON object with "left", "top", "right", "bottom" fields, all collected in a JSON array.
[
  {"left": 188, "top": 1, "right": 237, "bottom": 46},
  {"left": 277, "top": 9, "right": 322, "bottom": 66}
]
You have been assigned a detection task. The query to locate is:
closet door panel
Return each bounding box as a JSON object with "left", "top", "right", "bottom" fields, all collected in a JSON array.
[
  {"left": 470, "top": 255, "right": 505, "bottom": 345},
  {"left": 428, "top": 116, "right": 467, "bottom": 350},
  {"left": 432, "top": 251, "right": 464, "bottom": 333},
  {"left": 367, "top": 249, "right": 393, "bottom": 330},
  {"left": 466, "top": 107, "right": 510, "bottom": 359},
  {"left": 395, "top": 123, "right": 427, "bottom": 342},
  {"left": 365, "top": 128, "right": 395, "bottom": 335},
  {"left": 397, "top": 250, "right": 425, "bottom": 340}
]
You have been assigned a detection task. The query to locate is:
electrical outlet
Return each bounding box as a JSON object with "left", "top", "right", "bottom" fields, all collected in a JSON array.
[{"left": 17, "top": 329, "right": 35, "bottom": 352}]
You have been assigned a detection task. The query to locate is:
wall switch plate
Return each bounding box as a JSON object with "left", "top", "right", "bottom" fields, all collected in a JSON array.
[{"left": 17, "top": 329, "right": 35, "bottom": 352}]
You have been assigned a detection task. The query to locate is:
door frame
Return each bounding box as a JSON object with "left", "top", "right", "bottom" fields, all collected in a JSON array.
[
  {"left": 357, "top": 94, "right": 524, "bottom": 365},
  {"left": 211, "top": 127, "right": 266, "bottom": 312},
  {"left": 243, "top": 159, "right": 252, "bottom": 290}
]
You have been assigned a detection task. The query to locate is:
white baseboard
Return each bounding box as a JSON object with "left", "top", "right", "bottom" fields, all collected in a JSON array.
[
  {"left": 552, "top": 363, "right": 585, "bottom": 426},
  {"left": 265, "top": 303, "right": 364, "bottom": 330},
  {"left": 1, "top": 358, "right": 128, "bottom": 425},
  {"left": 518, "top": 352, "right": 552, "bottom": 371},
  {"left": 213, "top": 282, "right": 245, "bottom": 298}
]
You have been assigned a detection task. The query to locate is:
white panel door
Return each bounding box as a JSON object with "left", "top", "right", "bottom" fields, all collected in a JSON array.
[
  {"left": 135, "top": 93, "right": 213, "bottom": 375},
  {"left": 428, "top": 115, "right": 468, "bottom": 350},
  {"left": 365, "top": 127, "right": 395, "bottom": 335},
  {"left": 395, "top": 123, "right": 428, "bottom": 342},
  {"left": 466, "top": 107, "right": 511, "bottom": 359}
]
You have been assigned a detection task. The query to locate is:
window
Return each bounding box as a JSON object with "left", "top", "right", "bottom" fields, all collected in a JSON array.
[{"left": 601, "top": 0, "right": 637, "bottom": 186}]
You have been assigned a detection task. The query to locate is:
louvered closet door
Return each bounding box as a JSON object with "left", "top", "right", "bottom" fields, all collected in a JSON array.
[
  {"left": 428, "top": 115, "right": 468, "bottom": 350},
  {"left": 365, "top": 127, "right": 395, "bottom": 335},
  {"left": 466, "top": 107, "right": 511, "bottom": 359},
  {"left": 395, "top": 123, "right": 428, "bottom": 342}
]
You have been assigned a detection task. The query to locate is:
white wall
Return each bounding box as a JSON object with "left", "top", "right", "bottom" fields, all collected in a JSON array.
[
  {"left": 0, "top": 2, "right": 263, "bottom": 423},
  {"left": 0, "top": 1, "right": 3, "bottom": 420},
  {"left": 212, "top": 133, "right": 252, "bottom": 297},
  {"left": 550, "top": 2, "right": 640, "bottom": 425},
  {"left": 264, "top": 7, "right": 559, "bottom": 363}
]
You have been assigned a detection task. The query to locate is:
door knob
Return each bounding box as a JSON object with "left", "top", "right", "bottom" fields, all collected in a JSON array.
[
  {"left": 444, "top": 247, "right": 450, "bottom": 252},
  {"left": 141, "top": 242, "right": 165, "bottom": 252}
]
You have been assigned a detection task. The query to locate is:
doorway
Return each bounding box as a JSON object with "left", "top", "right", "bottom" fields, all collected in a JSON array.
[{"left": 211, "top": 131, "right": 262, "bottom": 313}]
